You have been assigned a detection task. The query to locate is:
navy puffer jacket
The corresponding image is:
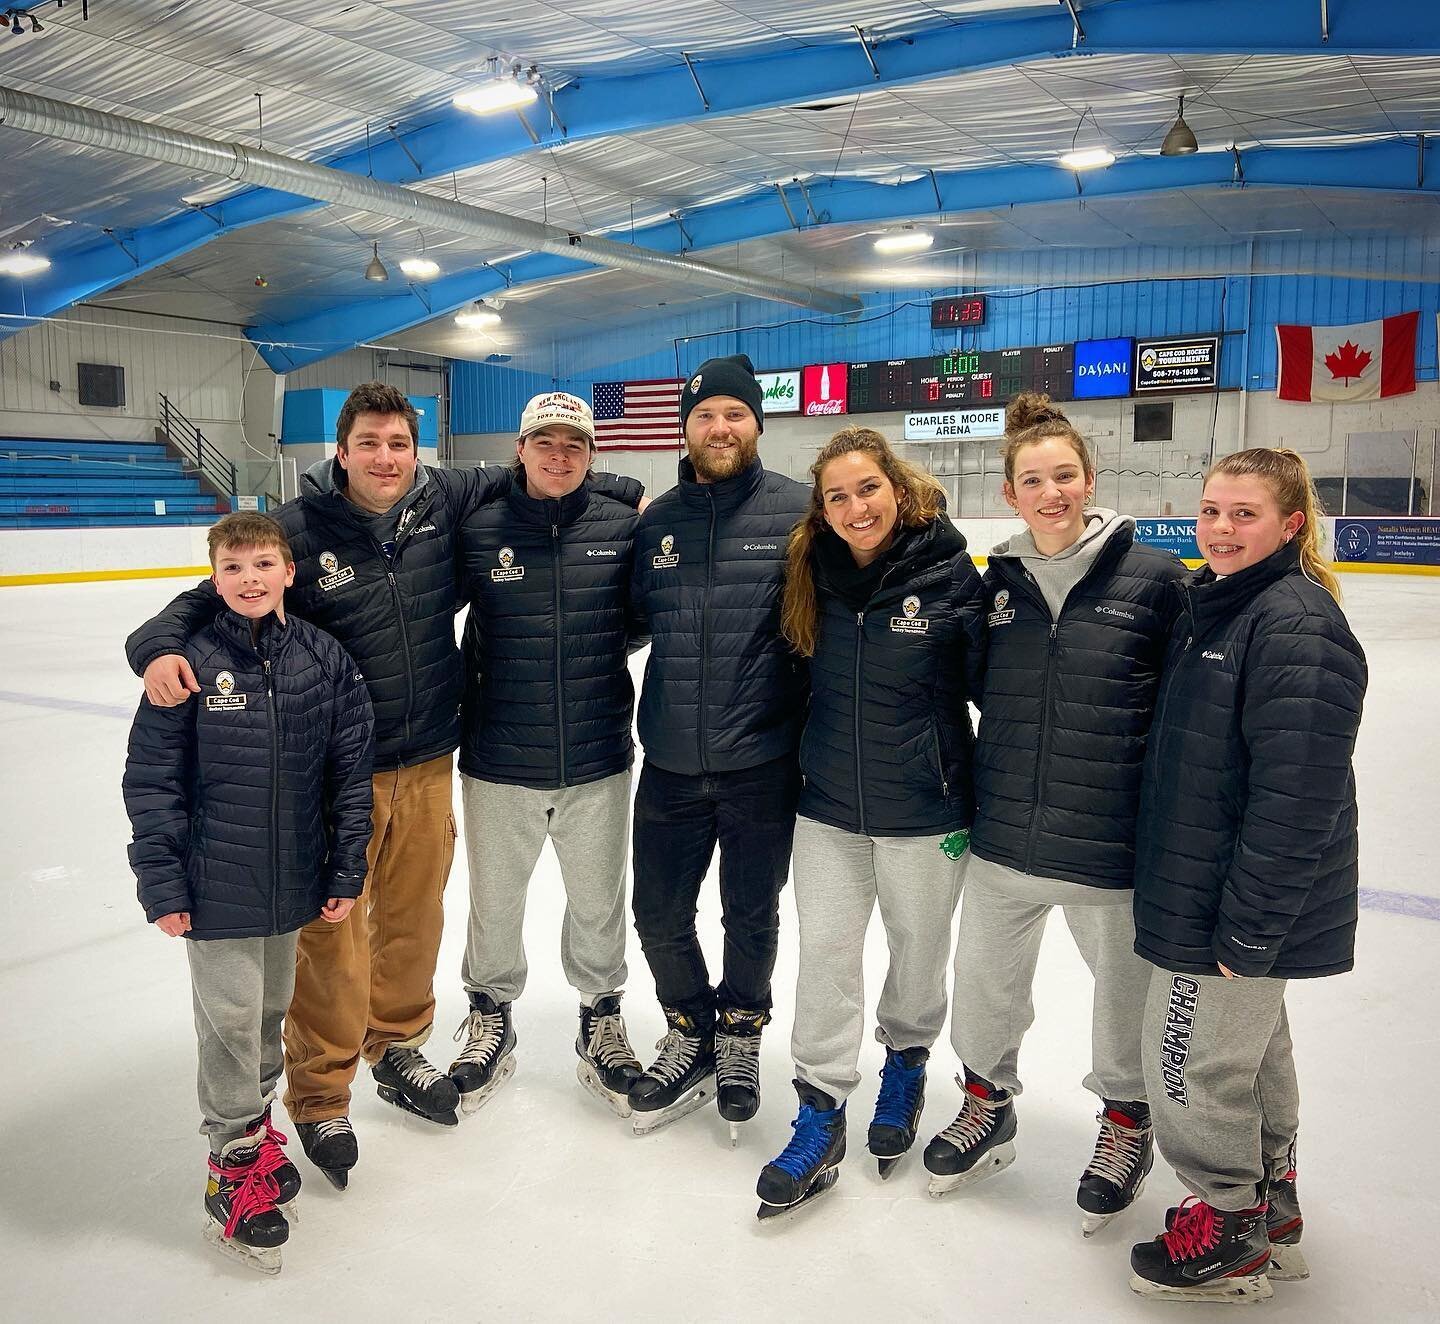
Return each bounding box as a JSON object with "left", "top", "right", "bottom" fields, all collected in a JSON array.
[
  {"left": 631, "top": 456, "right": 810, "bottom": 776},
  {"left": 457, "top": 477, "right": 638, "bottom": 788},
  {"left": 1133, "top": 541, "right": 1367, "bottom": 978},
  {"left": 123, "top": 610, "right": 375, "bottom": 940},
  {"left": 970, "top": 529, "right": 1184, "bottom": 889},
  {"left": 799, "top": 515, "right": 987, "bottom": 837}
]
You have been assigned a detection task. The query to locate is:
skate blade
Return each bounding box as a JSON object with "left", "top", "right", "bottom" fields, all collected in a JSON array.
[
  {"left": 576, "top": 1060, "right": 634, "bottom": 1119},
  {"left": 377, "top": 1084, "right": 460, "bottom": 1127},
  {"left": 458, "top": 1056, "right": 518, "bottom": 1117},
  {"left": 202, "top": 1219, "right": 283, "bottom": 1276},
  {"left": 317, "top": 1167, "right": 348, "bottom": 1192},
  {"left": 1080, "top": 1175, "right": 1146, "bottom": 1237},
  {"left": 926, "top": 1141, "right": 1016, "bottom": 1199},
  {"left": 630, "top": 1078, "right": 715, "bottom": 1137},
  {"left": 1266, "top": 1243, "right": 1309, "bottom": 1282},
  {"left": 876, "top": 1155, "right": 903, "bottom": 1180},
  {"left": 756, "top": 1168, "right": 840, "bottom": 1224},
  {"left": 1128, "top": 1271, "right": 1273, "bottom": 1304},
  {"left": 280, "top": 1196, "right": 300, "bottom": 1225}
]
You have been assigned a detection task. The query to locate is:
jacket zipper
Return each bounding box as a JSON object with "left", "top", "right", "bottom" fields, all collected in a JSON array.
[
  {"left": 552, "top": 522, "right": 568, "bottom": 786},
  {"left": 263, "top": 654, "right": 280, "bottom": 933},
  {"left": 853, "top": 610, "right": 868, "bottom": 834},
  {"left": 697, "top": 494, "right": 717, "bottom": 774},
  {"left": 929, "top": 715, "right": 949, "bottom": 799},
  {"left": 1147, "top": 590, "right": 1196, "bottom": 788},
  {"left": 1022, "top": 621, "right": 1059, "bottom": 872}
]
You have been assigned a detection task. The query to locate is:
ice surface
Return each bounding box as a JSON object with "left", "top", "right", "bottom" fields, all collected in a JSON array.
[{"left": 1, "top": 575, "right": 1436, "bottom": 1321}]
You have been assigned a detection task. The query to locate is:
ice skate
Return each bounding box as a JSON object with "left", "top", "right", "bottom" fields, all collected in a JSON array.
[
  {"left": 868, "top": 1046, "right": 927, "bottom": 1179},
  {"left": 923, "top": 1068, "right": 1017, "bottom": 1198},
  {"left": 1264, "top": 1169, "right": 1308, "bottom": 1281},
  {"left": 373, "top": 1043, "right": 461, "bottom": 1126},
  {"left": 628, "top": 1005, "right": 715, "bottom": 1137},
  {"left": 1077, "top": 1101, "right": 1152, "bottom": 1236},
  {"left": 449, "top": 992, "right": 517, "bottom": 1116},
  {"left": 1130, "top": 1197, "right": 1273, "bottom": 1302},
  {"left": 576, "top": 993, "right": 643, "bottom": 1118},
  {"left": 202, "top": 1133, "right": 289, "bottom": 1276},
  {"left": 246, "top": 1102, "right": 302, "bottom": 1218},
  {"left": 715, "top": 1007, "right": 769, "bottom": 1145},
  {"left": 294, "top": 1116, "right": 356, "bottom": 1191},
  {"left": 756, "top": 1081, "right": 846, "bottom": 1222}
]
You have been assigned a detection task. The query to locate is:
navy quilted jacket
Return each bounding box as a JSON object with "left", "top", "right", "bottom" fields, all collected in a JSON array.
[
  {"left": 123, "top": 610, "right": 375, "bottom": 940},
  {"left": 456, "top": 477, "right": 638, "bottom": 788},
  {"left": 1133, "top": 542, "right": 1367, "bottom": 978},
  {"left": 798, "top": 515, "right": 987, "bottom": 836},
  {"left": 630, "top": 456, "right": 810, "bottom": 776},
  {"left": 970, "top": 530, "right": 1185, "bottom": 889}
]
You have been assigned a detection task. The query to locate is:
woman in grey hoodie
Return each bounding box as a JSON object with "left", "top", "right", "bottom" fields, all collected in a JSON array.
[{"left": 923, "top": 394, "right": 1184, "bottom": 1236}]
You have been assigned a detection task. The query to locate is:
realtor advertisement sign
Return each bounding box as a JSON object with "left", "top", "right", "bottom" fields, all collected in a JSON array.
[
  {"left": 755, "top": 369, "right": 800, "bottom": 415},
  {"left": 903, "top": 408, "right": 1006, "bottom": 440},
  {"left": 1135, "top": 336, "right": 1220, "bottom": 393}
]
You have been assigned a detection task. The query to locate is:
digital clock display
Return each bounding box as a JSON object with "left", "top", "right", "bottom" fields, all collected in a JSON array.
[
  {"left": 930, "top": 295, "right": 988, "bottom": 328},
  {"left": 847, "top": 344, "right": 1074, "bottom": 413}
]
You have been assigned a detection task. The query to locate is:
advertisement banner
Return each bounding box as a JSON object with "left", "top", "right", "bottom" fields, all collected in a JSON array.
[
  {"left": 1135, "top": 336, "right": 1220, "bottom": 393},
  {"left": 755, "top": 369, "right": 800, "bottom": 414},
  {"left": 903, "top": 408, "right": 1006, "bottom": 440},
  {"left": 1072, "top": 337, "right": 1135, "bottom": 399},
  {"left": 1133, "top": 518, "right": 1199, "bottom": 559},
  {"left": 802, "top": 362, "right": 848, "bottom": 416},
  {"left": 1334, "top": 517, "right": 1440, "bottom": 567}
]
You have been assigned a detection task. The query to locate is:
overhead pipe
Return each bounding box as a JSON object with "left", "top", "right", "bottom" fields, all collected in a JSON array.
[{"left": 0, "top": 84, "right": 863, "bottom": 316}]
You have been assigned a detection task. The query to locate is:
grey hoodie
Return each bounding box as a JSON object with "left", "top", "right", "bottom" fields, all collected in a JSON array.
[{"left": 989, "top": 507, "right": 1134, "bottom": 621}]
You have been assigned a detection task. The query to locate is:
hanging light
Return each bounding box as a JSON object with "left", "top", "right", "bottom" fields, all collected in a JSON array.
[
  {"left": 1161, "top": 94, "right": 1199, "bottom": 156},
  {"left": 873, "top": 228, "right": 934, "bottom": 255},
  {"left": 1058, "top": 107, "right": 1116, "bottom": 171},
  {"left": 364, "top": 242, "right": 389, "bottom": 282},
  {"left": 28, "top": 14, "right": 43, "bottom": 31},
  {"left": 8, "top": 12, "right": 24, "bottom": 34},
  {"left": 455, "top": 307, "right": 502, "bottom": 330},
  {"left": 399, "top": 257, "right": 440, "bottom": 280},
  {"left": 0, "top": 249, "right": 51, "bottom": 276},
  {"left": 452, "top": 76, "right": 538, "bottom": 116}
]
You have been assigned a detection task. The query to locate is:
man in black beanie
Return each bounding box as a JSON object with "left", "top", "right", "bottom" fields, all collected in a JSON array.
[{"left": 625, "top": 353, "right": 810, "bottom": 1140}]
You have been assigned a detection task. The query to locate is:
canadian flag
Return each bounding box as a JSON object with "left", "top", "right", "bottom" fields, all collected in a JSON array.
[{"left": 1275, "top": 311, "right": 1418, "bottom": 402}]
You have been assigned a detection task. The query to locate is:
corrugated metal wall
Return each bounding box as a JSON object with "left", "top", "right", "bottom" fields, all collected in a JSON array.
[{"left": 451, "top": 237, "right": 1440, "bottom": 435}]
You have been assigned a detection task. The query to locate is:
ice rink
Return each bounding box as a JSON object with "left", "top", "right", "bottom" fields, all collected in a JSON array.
[{"left": 3, "top": 573, "right": 1437, "bottom": 1322}]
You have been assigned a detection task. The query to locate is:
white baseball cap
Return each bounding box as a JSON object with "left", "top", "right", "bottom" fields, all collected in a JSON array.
[{"left": 519, "top": 391, "right": 594, "bottom": 442}]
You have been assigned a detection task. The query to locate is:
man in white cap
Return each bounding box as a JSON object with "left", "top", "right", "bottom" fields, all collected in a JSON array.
[{"left": 446, "top": 393, "right": 649, "bottom": 1119}]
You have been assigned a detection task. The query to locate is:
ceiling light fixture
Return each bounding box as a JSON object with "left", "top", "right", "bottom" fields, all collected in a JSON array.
[
  {"left": 364, "top": 241, "right": 389, "bottom": 282},
  {"left": 1059, "top": 107, "right": 1116, "bottom": 171},
  {"left": 452, "top": 75, "right": 538, "bottom": 116},
  {"left": 399, "top": 256, "right": 440, "bottom": 280},
  {"left": 455, "top": 307, "right": 502, "bottom": 330},
  {"left": 1161, "top": 94, "right": 1199, "bottom": 156},
  {"left": 873, "top": 228, "right": 934, "bottom": 255},
  {"left": 0, "top": 248, "right": 51, "bottom": 276}
]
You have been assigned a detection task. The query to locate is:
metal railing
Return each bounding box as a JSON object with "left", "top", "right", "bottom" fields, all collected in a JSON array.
[{"left": 160, "top": 393, "right": 238, "bottom": 497}]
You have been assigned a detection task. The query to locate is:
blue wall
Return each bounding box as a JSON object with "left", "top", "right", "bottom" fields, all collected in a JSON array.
[{"left": 451, "top": 237, "right": 1440, "bottom": 433}]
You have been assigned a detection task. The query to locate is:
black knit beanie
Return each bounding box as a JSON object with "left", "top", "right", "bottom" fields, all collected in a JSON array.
[{"left": 680, "top": 354, "right": 765, "bottom": 433}]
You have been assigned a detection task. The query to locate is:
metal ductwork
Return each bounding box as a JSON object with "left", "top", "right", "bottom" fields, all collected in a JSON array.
[{"left": 0, "top": 84, "right": 863, "bottom": 317}]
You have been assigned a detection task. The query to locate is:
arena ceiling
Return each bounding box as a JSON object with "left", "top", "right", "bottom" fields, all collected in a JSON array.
[{"left": 0, "top": 0, "right": 1438, "bottom": 371}]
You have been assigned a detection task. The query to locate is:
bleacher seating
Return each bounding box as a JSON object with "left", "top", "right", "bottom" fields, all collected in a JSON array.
[{"left": 0, "top": 438, "right": 229, "bottom": 528}]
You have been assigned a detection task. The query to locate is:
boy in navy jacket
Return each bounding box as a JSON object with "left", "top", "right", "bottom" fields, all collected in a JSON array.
[{"left": 122, "top": 512, "right": 374, "bottom": 1275}]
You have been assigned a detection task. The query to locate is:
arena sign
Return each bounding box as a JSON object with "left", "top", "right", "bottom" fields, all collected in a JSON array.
[
  {"left": 1135, "top": 336, "right": 1220, "bottom": 393},
  {"left": 903, "top": 408, "right": 1006, "bottom": 440},
  {"left": 754, "top": 369, "right": 800, "bottom": 414}
]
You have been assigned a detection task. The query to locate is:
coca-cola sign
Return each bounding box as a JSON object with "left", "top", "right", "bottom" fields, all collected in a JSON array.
[{"left": 802, "top": 362, "right": 849, "bottom": 416}]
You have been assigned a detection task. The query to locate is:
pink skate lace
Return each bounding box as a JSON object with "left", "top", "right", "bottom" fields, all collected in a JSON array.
[{"left": 209, "top": 1143, "right": 285, "bottom": 1238}]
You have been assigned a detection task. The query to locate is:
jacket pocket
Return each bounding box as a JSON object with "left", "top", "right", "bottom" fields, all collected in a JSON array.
[{"left": 927, "top": 717, "right": 950, "bottom": 799}]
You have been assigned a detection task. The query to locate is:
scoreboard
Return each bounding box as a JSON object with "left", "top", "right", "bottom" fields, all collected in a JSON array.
[{"left": 847, "top": 344, "right": 1074, "bottom": 413}]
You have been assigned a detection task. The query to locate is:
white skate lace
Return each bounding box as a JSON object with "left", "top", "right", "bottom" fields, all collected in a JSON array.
[
  {"left": 452, "top": 1008, "right": 505, "bottom": 1068},
  {"left": 1083, "top": 1112, "right": 1148, "bottom": 1187},
  {"left": 587, "top": 1011, "right": 638, "bottom": 1069},
  {"left": 646, "top": 1028, "right": 698, "bottom": 1086},
  {"left": 311, "top": 1117, "right": 352, "bottom": 1142},
  {"left": 937, "top": 1077, "right": 1006, "bottom": 1151},
  {"left": 387, "top": 1044, "right": 448, "bottom": 1088},
  {"left": 715, "top": 1033, "right": 761, "bottom": 1092}
]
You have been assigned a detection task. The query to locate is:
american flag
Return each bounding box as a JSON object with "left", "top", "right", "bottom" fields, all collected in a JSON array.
[{"left": 591, "top": 379, "right": 682, "bottom": 450}]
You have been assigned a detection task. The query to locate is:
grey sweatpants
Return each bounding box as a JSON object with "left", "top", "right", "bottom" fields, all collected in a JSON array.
[
  {"left": 790, "top": 816, "right": 966, "bottom": 1102},
  {"left": 1142, "top": 968, "right": 1300, "bottom": 1211},
  {"left": 186, "top": 930, "right": 299, "bottom": 1152},
  {"left": 460, "top": 769, "right": 631, "bottom": 1004},
  {"left": 949, "top": 866, "right": 1150, "bottom": 1101}
]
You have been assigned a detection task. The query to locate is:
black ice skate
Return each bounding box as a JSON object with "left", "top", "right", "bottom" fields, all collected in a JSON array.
[
  {"left": 576, "top": 993, "right": 643, "bottom": 1118},
  {"left": 923, "top": 1068, "right": 1017, "bottom": 1198},
  {"left": 373, "top": 1043, "right": 461, "bottom": 1126},
  {"left": 1265, "top": 1168, "right": 1308, "bottom": 1281},
  {"left": 1077, "top": 1101, "right": 1153, "bottom": 1236},
  {"left": 628, "top": 1005, "right": 715, "bottom": 1137},
  {"left": 869, "top": 1046, "right": 928, "bottom": 1179},
  {"left": 449, "top": 992, "right": 517, "bottom": 1116},
  {"left": 202, "top": 1133, "right": 289, "bottom": 1276},
  {"left": 715, "top": 1007, "right": 769, "bottom": 1145},
  {"left": 756, "top": 1081, "right": 846, "bottom": 1222},
  {"left": 1130, "top": 1198, "right": 1273, "bottom": 1303},
  {"left": 295, "top": 1116, "right": 357, "bottom": 1191},
  {"left": 246, "top": 1103, "right": 302, "bottom": 1215}
]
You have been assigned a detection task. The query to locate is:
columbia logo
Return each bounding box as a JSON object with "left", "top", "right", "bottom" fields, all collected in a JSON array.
[
  {"left": 586, "top": 549, "right": 617, "bottom": 557},
  {"left": 1202, "top": 649, "right": 1226, "bottom": 661},
  {"left": 743, "top": 543, "right": 778, "bottom": 552}
]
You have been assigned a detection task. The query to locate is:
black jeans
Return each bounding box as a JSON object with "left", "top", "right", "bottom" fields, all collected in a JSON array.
[{"left": 631, "top": 754, "right": 801, "bottom": 1018}]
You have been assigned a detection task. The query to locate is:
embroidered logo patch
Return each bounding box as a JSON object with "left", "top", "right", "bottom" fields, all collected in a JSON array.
[
  {"left": 205, "top": 670, "right": 247, "bottom": 711},
  {"left": 216, "top": 671, "right": 234, "bottom": 696},
  {"left": 988, "top": 587, "right": 1015, "bottom": 627},
  {"left": 316, "top": 549, "right": 355, "bottom": 592},
  {"left": 890, "top": 595, "right": 929, "bottom": 634},
  {"left": 319, "top": 551, "right": 338, "bottom": 573},
  {"left": 689, "top": 373, "right": 703, "bottom": 394},
  {"left": 491, "top": 546, "right": 525, "bottom": 582},
  {"left": 652, "top": 532, "right": 680, "bottom": 569}
]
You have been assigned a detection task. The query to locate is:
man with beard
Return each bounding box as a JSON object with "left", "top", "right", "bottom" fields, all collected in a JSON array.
[{"left": 625, "top": 354, "right": 810, "bottom": 1140}]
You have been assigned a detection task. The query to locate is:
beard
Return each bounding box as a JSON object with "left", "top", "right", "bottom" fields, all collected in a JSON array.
[{"left": 686, "top": 433, "right": 759, "bottom": 482}]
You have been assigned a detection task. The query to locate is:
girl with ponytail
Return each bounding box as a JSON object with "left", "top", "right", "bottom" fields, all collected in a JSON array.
[{"left": 1128, "top": 447, "right": 1367, "bottom": 1302}]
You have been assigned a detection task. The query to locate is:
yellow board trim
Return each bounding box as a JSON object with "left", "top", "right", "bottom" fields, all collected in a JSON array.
[{"left": 0, "top": 564, "right": 209, "bottom": 587}]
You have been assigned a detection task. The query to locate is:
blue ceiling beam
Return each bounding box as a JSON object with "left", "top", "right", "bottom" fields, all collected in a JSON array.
[
  {"left": 249, "top": 139, "right": 1440, "bottom": 372},
  {"left": 5, "top": 0, "right": 1440, "bottom": 336}
]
